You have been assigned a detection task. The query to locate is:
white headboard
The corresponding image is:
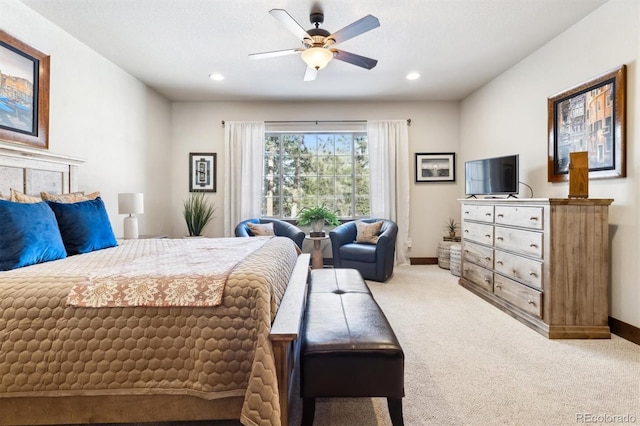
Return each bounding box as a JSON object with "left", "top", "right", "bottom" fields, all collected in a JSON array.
[{"left": 0, "top": 142, "right": 85, "bottom": 197}]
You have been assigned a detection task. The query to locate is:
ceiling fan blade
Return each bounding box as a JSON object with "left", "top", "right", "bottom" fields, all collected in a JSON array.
[
  {"left": 304, "top": 66, "right": 318, "bottom": 82},
  {"left": 327, "top": 15, "right": 380, "bottom": 45},
  {"left": 269, "top": 9, "right": 312, "bottom": 41},
  {"left": 332, "top": 49, "right": 378, "bottom": 70},
  {"left": 249, "top": 48, "right": 302, "bottom": 60}
]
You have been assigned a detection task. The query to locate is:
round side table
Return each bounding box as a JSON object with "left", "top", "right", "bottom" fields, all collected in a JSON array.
[{"left": 306, "top": 235, "right": 329, "bottom": 269}]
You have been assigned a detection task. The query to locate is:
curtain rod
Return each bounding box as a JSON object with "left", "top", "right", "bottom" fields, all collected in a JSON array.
[{"left": 221, "top": 119, "right": 411, "bottom": 127}]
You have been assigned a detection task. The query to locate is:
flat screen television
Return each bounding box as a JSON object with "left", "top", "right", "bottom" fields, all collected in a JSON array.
[{"left": 464, "top": 154, "right": 519, "bottom": 197}]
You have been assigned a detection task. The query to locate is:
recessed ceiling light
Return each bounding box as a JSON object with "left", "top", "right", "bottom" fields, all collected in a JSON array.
[
  {"left": 406, "top": 72, "right": 420, "bottom": 80},
  {"left": 209, "top": 73, "right": 224, "bottom": 81}
]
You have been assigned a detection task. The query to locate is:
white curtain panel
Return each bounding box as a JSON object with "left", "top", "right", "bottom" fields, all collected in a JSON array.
[
  {"left": 223, "top": 121, "right": 265, "bottom": 236},
  {"left": 367, "top": 120, "right": 410, "bottom": 266}
]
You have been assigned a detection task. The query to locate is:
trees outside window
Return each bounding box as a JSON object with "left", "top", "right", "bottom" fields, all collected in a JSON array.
[{"left": 262, "top": 132, "right": 369, "bottom": 220}]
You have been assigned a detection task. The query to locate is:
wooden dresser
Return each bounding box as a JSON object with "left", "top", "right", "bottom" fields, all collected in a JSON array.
[{"left": 459, "top": 198, "right": 613, "bottom": 339}]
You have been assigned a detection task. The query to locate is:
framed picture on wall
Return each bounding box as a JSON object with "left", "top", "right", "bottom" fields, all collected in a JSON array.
[
  {"left": 415, "top": 152, "right": 456, "bottom": 182},
  {"left": 0, "top": 29, "right": 50, "bottom": 149},
  {"left": 547, "top": 65, "right": 626, "bottom": 182},
  {"left": 189, "top": 152, "right": 216, "bottom": 192}
]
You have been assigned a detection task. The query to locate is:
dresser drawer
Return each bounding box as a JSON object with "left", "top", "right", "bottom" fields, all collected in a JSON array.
[
  {"left": 462, "top": 240, "right": 493, "bottom": 269},
  {"left": 494, "top": 226, "right": 543, "bottom": 259},
  {"left": 495, "top": 205, "right": 544, "bottom": 230},
  {"left": 463, "top": 222, "right": 494, "bottom": 246},
  {"left": 494, "top": 249, "right": 543, "bottom": 289},
  {"left": 462, "top": 204, "right": 494, "bottom": 223},
  {"left": 462, "top": 262, "right": 493, "bottom": 292},
  {"left": 493, "top": 274, "right": 542, "bottom": 318}
]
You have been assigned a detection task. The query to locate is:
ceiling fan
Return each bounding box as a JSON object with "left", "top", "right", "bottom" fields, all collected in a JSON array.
[{"left": 249, "top": 8, "right": 380, "bottom": 81}]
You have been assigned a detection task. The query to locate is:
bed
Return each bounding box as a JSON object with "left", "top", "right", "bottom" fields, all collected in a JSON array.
[{"left": 0, "top": 143, "right": 310, "bottom": 426}]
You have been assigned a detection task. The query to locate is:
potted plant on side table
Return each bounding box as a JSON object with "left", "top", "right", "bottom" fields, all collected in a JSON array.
[
  {"left": 297, "top": 204, "right": 340, "bottom": 237},
  {"left": 183, "top": 191, "right": 216, "bottom": 237},
  {"left": 444, "top": 217, "right": 460, "bottom": 241}
]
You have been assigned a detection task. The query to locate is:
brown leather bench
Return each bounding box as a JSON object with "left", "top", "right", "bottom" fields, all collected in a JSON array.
[{"left": 300, "top": 268, "right": 405, "bottom": 425}]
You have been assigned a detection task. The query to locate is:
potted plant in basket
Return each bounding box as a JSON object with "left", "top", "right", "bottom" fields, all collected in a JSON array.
[
  {"left": 297, "top": 204, "right": 341, "bottom": 235},
  {"left": 444, "top": 217, "right": 459, "bottom": 239},
  {"left": 183, "top": 191, "right": 216, "bottom": 237}
]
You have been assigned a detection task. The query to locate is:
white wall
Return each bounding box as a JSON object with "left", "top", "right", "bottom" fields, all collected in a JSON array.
[
  {"left": 460, "top": 0, "right": 639, "bottom": 327},
  {"left": 1, "top": 0, "right": 172, "bottom": 237},
  {"left": 170, "top": 101, "right": 461, "bottom": 257}
]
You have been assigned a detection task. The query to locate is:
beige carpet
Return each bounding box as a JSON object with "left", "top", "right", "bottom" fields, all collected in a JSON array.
[
  {"left": 88, "top": 265, "right": 640, "bottom": 426},
  {"left": 287, "top": 265, "right": 640, "bottom": 426}
]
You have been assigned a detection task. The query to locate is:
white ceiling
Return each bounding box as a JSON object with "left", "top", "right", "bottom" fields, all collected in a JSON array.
[{"left": 18, "top": 0, "right": 608, "bottom": 102}]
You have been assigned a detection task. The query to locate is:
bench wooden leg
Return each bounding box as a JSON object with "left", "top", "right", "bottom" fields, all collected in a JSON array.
[
  {"left": 301, "top": 397, "right": 316, "bottom": 425},
  {"left": 387, "top": 397, "right": 404, "bottom": 426}
]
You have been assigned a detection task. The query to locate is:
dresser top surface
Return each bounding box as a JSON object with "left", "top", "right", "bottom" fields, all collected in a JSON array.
[{"left": 459, "top": 198, "right": 613, "bottom": 206}]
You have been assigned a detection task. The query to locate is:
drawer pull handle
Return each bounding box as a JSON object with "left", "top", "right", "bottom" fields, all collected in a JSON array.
[
  {"left": 496, "top": 260, "right": 503, "bottom": 265},
  {"left": 497, "top": 213, "right": 504, "bottom": 217},
  {"left": 464, "top": 211, "right": 470, "bottom": 214},
  {"left": 485, "top": 212, "right": 492, "bottom": 216},
  {"left": 495, "top": 284, "right": 501, "bottom": 289},
  {"left": 529, "top": 272, "right": 537, "bottom": 277},
  {"left": 496, "top": 236, "right": 503, "bottom": 241},
  {"left": 464, "top": 249, "right": 470, "bottom": 253},
  {"left": 529, "top": 243, "right": 538, "bottom": 248},
  {"left": 527, "top": 300, "right": 536, "bottom": 306},
  {"left": 484, "top": 278, "right": 491, "bottom": 283},
  {"left": 485, "top": 234, "right": 492, "bottom": 238},
  {"left": 530, "top": 217, "right": 539, "bottom": 221},
  {"left": 485, "top": 256, "right": 491, "bottom": 261},
  {"left": 464, "top": 229, "right": 469, "bottom": 233}
]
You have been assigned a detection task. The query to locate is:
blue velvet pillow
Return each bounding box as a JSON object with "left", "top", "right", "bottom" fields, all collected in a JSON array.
[
  {"left": 46, "top": 197, "right": 118, "bottom": 255},
  {"left": 0, "top": 200, "right": 67, "bottom": 271}
]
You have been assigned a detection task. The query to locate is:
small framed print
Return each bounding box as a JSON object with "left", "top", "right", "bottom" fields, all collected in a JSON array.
[
  {"left": 189, "top": 152, "right": 216, "bottom": 192},
  {"left": 415, "top": 152, "right": 455, "bottom": 182}
]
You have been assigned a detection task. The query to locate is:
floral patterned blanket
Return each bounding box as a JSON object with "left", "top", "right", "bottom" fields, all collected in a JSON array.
[{"left": 66, "top": 237, "right": 267, "bottom": 307}]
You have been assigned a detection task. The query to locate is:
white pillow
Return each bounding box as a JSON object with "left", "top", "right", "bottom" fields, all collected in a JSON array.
[
  {"left": 248, "top": 222, "right": 275, "bottom": 236},
  {"left": 355, "top": 220, "right": 383, "bottom": 244}
]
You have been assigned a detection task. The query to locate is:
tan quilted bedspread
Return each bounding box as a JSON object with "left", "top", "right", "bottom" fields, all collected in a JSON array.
[{"left": 0, "top": 236, "right": 299, "bottom": 426}]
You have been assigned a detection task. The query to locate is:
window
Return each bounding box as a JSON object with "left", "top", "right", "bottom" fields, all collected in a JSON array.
[{"left": 262, "top": 132, "right": 369, "bottom": 220}]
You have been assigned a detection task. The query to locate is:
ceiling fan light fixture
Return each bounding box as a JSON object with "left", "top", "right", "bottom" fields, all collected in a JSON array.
[{"left": 301, "top": 47, "right": 333, "bottom": 70}]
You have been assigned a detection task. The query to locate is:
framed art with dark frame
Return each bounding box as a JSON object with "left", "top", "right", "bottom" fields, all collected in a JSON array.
[
  {"left": 0, "top": 29, "right": 50, "bottom": 149},
  {"left": 415, "top": 152, "right": 456, "bottom": 182},
  {"left": 189, "top": 152, "right": 216, "bottom": 192},
  {"left": 547, "top": 65, "right": 626, "bottom": 182}
]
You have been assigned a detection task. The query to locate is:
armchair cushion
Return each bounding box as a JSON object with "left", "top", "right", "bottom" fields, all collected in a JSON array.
[
  {"left": 247, "top": 222, "right": 275, "bottom": 236},
  {"left": 339, "top": 243, "right": 377, "bottom": 263},
  {"left": 355, "top": 220, "right": 383, "bottom": 244}
]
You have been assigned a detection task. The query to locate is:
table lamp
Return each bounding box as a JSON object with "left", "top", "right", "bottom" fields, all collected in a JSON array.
[{"left": 118, "top": 193, "right": 144, "bottom": 239}]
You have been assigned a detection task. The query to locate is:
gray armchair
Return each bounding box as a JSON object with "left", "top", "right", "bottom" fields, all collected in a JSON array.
[
  {"left": 234, "top": 218, "right": 305, "bottom": 249},
  {"left": 329, "top": 218, "right": 398, "bottom": 282}
]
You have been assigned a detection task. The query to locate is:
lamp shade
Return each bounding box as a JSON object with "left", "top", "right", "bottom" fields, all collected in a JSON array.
[
  {"left": 118, "top": 193, "right": 144, "bottom": 215},
  {"left": 301, "top": 47, "right": 333, "bottom": 70}
]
